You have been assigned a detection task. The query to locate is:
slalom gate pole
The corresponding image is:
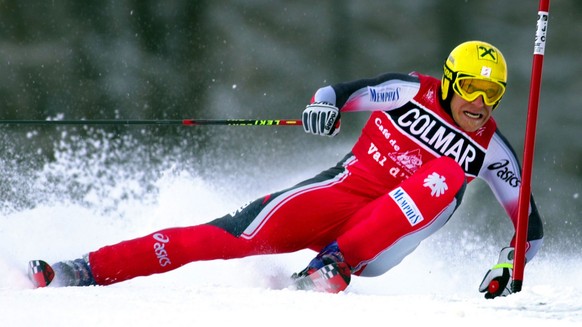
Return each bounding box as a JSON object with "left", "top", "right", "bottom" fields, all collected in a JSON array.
[
  {"left": 0, "top": 119, "right": 302, "bottom": 127},
  {"left": 512, "top": 0, "right": 550, "bottom": 293}
]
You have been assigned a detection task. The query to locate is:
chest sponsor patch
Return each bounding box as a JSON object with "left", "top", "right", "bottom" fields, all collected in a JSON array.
[{"left": 387, "top": 104, "right": 486, "bottom": 177}]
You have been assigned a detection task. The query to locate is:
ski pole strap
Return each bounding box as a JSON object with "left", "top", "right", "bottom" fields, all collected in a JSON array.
[{"left": 492, "top": 263, "right": 514, "bottom": 270}]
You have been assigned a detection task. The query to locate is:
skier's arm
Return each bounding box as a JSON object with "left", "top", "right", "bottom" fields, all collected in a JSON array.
[
  {"left": 477, "top": 130, "right": 544, "bottom": 298},
  {"left": 302, "top": 72, "right": 422, "bottom": 137},
  {"left": 311, "top": 73, "right": 421, "bottom": 112},
  {"left": 479, "top": 131, "right": 544, "bottom": 255}
]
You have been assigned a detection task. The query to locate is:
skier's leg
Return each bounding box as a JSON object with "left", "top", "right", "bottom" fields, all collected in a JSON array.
[
  {"left": 338, "top": 156, "right": 467, "bottom": 276},
  {"left": 293, "top": 156, "right": 466, "bottom": 281},
  {"left": 66, "top": 155, "right": 374, "bottom": 286},
  {"left": 88, "top": 224, "right": 255, "bottom": 285}
]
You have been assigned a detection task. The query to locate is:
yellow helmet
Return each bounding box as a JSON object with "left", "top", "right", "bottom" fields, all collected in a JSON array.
[{"left": 441, "top": 41, "right": 508, "bottom": 109}]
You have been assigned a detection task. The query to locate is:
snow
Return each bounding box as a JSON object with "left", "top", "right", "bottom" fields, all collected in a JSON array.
[{"left": 1, "top": 162, "right": 581, "bottom": 327}]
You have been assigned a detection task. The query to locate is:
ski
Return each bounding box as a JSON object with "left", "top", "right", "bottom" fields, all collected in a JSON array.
[
  {"left": 28, "top": 260, "right": 55, "bottom": 288},
  {"left": 30, "top": 258, "right": 351, "bottom": 292},
  {"left": 291, "top": 262, "right": 351, "bottom": 293}
]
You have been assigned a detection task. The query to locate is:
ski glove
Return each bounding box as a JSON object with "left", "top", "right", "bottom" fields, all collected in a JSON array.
[
  {"left": 479, "top": 247, "right": 514, "bottom": 299},
  {"left": 302, "top": 102, "right": 341, "bottom": 137}
]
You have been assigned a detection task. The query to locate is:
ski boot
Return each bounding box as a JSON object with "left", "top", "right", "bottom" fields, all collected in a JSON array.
[
  {"left": 291, "top": 241, "right": 351, "bottom": 293},
  {"left": 29, "top": 255, "right": 96, "bottom": 288}
]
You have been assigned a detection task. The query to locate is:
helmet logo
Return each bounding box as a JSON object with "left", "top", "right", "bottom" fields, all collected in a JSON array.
[
  {"left": 478, "top": 46, "right": 498, "bottom": 62},
  {"left": 480, "top": 66, "right": 492, "bottom": 77}
]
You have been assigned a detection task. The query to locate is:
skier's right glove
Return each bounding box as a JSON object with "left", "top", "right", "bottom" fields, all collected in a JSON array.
[
  {"left": 302, "top": 102, "right": 341, "bottom": 137},
  {"left": 478, "top": 247, "right": 514, "bottom": 299}
]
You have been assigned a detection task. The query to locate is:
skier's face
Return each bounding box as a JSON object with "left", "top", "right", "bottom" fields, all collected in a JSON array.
[{"left": 450, "top": 93, "right": 493, "bottom": 132}]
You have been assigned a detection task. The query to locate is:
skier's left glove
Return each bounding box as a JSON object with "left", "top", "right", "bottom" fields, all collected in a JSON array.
[
  {"left": 302, "top": 102, "right": 341, "bottom": 137},
  {"left": 479, "top": 247, "right": 514, "bottom": 299}
]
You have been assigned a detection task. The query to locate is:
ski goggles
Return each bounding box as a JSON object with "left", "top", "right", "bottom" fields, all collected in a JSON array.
[{"left": 452, "top": 76, "right": 506, "bottom": 106}]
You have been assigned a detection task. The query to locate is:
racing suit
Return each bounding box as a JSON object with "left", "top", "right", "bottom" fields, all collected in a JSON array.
[{"left": 87, "top": 72, "right": 543, "bottom": 284}]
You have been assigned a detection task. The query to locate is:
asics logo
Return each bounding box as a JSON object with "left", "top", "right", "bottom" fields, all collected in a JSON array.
[
  {"left": 153, "top": 233, "right": 172, "bottom": 267},
  {"left": 487, "top": 160, "right": 520, "bottom": 187}
]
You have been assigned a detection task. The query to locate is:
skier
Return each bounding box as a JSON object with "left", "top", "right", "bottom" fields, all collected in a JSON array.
[{"left": 29, "top": 40, "right": 543, "bottom": 299}]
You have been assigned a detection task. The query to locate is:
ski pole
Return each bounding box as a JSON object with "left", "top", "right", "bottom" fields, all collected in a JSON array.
[
  {"left": 511, "top": 0, "right": 550, "bottom": 293},
  {"left": 0, "top": 119, "right": 302, "bottom": 127}
]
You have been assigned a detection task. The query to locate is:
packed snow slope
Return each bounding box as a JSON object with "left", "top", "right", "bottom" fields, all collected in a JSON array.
[{"left": 0, "top": 129, "right": 580, "bottom": 326}]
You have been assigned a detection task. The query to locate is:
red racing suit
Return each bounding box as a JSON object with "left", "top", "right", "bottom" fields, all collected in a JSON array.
[{"left": 88, "top": 72, "right": 543, "bottom": 284}]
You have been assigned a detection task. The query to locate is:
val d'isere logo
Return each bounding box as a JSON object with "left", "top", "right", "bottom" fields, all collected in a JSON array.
[{"left": 388, "top": 149, "right": 423, "bottom": 174}]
